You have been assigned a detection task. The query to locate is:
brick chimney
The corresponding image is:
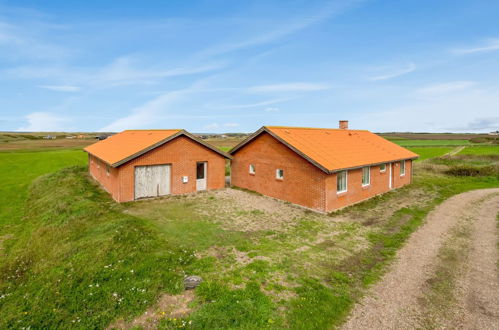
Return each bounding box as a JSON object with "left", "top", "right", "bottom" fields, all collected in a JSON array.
[{"left": 339, "top": 120, "right": 349, "bottom": 130}]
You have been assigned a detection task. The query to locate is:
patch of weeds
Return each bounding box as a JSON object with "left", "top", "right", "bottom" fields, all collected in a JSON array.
[
  {"left": 417, "top": 218, "right": 473, "bottom": 328},
  {"left": 188, "top": 281, "right": 280, "bottom": 328},
  {"left": 287, "top": 277, "right": 351, "bottom": 329}
]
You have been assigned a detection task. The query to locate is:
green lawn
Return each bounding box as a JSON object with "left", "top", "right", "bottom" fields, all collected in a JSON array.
[
  {"left": 0, "top": 150, "right": 87, "bottom": 227},
  {"left": 457, "top": 146, "right": 499, "bottom": 156},
  {"left": 407, "top": 147, "right": 454, "bottom": 161},
  {"left": 1, "top": 148, "right": 498, "bottom": 329},
  {"left": 393, "top": 139, "right": 472, "bottom": 147}
]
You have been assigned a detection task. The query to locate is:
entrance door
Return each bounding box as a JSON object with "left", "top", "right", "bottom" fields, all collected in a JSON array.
[
  {"left": 389, "top": 163, "right": 393, "bottom": 189},
  {"left": 134, "top": 164, "right": 171, "bottom": 199},
  {"left": 196, "top": 162, "right": 207, "bottom": 191}
]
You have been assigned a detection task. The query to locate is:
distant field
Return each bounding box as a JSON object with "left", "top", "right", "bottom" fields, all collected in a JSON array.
[
  {"left": 205, "top": 138, "right": 243, "bottom": 151},
  {"left": 407, "top": 147, "right": 454, "bottom": 161},
  {"left": 381, "top": 133, "right": 491, "bottom": 140},
  {"left": 393, "top": 139, "right": 473, "bottom": 147},
  {"left": 0, "top": 132, "right": 97, "bottom": 151},
  {"left": 458, "top": 146, "right": 499, "bottom": 156}
]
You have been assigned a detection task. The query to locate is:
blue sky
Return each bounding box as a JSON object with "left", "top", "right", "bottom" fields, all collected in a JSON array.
[{"left": 0, "top": 0, "right": 498, "bottom": 133}]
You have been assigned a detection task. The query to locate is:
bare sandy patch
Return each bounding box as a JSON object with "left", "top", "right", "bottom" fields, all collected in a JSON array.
[
  {"left": 108, "top": 290, "right": 194, "bottom": 329},
  {"left": 194, "top": 188, "right": 321, "bottom": 232}
]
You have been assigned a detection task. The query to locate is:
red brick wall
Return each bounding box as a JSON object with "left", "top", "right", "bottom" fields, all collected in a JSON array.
[
  {"left": 88, "top": 136, "right": 226, "bottom": 202},
  {"left": 231, "top": 133, "right": 414, "bottom": 212},
  {"left": 325, "top": 160, "right": 413, "bottom": 211},
  {"left": 88, "top": 154, "right": 121, "bottom": 199},
  {"left": 231, "top": 132, "right": 328, "bottom": 210}
]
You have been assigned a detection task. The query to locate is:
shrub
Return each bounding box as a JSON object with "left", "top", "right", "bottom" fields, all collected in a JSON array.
[{"left": 445, "top": 165, "right": 497, "bottom": 177}]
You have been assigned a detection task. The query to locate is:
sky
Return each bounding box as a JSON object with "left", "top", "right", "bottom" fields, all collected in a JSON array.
[{"left": 0, "top": 0, "right": 498, "bottom": 133}]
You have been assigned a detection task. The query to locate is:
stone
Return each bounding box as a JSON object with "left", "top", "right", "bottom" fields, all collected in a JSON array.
[{"left": 184, "top": 275, "right": 203, "bottom": 289}]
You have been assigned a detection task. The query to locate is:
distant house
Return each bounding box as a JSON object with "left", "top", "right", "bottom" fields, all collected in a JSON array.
[
  {"left": 84, "top": 129, "right": 231, "bottom": 202},
  {"left": 229, "top": 121, "right": 418, "bottom": 212},
  {"left": 489, "top": 130, "right": 499, "bottom": 136}
]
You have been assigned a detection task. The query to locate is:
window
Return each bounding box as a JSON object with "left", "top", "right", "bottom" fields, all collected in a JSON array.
[
  {"left": 337, "top": 171, "right": 347, "bottom": 193},
  {"left": 276, "top": 169, "right": 284, "bottom": 180},
  {"left": 380, "top": 163, "right": 386, "bottom": 172},
  {"left": 362, "top": 167, "right": 370, "bottom": 186},
  {"left": 400, "top": 160, "right": 406, "bottom": 176},
  {"left": 106, "top": 165, "right": 110, "bottom": 176},
  {"left": 249, "top": 164, "right": 255, "bottom": 174}
]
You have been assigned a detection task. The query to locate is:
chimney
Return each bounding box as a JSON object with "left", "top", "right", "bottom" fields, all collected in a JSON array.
[{"left": 339, "top": 120, "right": 349, "bottom": 130}]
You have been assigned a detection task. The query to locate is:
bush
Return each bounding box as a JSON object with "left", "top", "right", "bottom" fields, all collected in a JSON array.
[{"left": 445, "top": 165, "right": 497, "bottom": 177}]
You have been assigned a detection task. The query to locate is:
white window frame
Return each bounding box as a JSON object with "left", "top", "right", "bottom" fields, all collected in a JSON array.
[
  {"left": 362, "top": 166, "right": 370, "bottom": 186},
  {"left": 276, "top": 169, "right": 284, "bottom": 180},
  {"left": 400, "top": 160, "right": 406, "bottom": 176},
  {"left": 337, "top": 170, "right": 348, "bottom": 194},
  {"left": 380, "top": 163, "right": 386, "bottom": 172},
  {"left": 249, "top": 164, "right": 255, "bottom": 174}
]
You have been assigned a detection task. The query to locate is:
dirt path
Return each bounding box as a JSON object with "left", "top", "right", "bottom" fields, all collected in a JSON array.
[
  {"left": 445, "top": 145, "right": 466, "bottom": 156},
  {"left": 342, "top": 188, "right": 499, "bottom": 330}
]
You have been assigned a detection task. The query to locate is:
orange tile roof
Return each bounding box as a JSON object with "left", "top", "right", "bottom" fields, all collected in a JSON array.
[
  {"left": 84, "top": 129, "right": 182, "bottom": 166},
  {"left": 231, "top": 126, "right": 418, "bottom": 172}
]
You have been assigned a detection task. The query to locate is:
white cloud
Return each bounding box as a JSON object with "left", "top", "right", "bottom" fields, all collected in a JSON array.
[
  {"left": 17, "top": 112, "right": 69, "bottom": 131},
  {"left": 212, "top": 97, "right": 292, "bottom": 109},
  {"left": 99, "top": 89, "right": 187, "bottom": 132},
  {"left": 6, "top": 56, "right": 224, "bottom": 89},
  {"left": 93, "top": 56, "right": 224, "bottom": 86},
  {"left": 223, "top": 123, "right": 239, "bottom": 127},
  {"left": 357, "top": 86, "right": 499, "bottom": 132},
  {"left": 204, "top": 123, "right": 219, "bottom": 130},
  {"left": 248, "top": 82, "right": 331, "bottom": 93},
  {"left": 264, "top": 107, "right": 280, "bottom": 112},
  {"left": 416, "top": 81, "right": 476, "bottom": 95},
  {"left": 198, "top": 0, "right": 362, "bottom": 57},
  {"left": 452, "top": 39, "right": 499, "bottom": 54},
  {"left": 0, "top": 21, "right": 70, "bottom": 61},
  {"left": 38, "top": 85, "right": 81, "bottom": 92},
  {"left": 368, "top": 62, "right": 416, "bottom": 81}
]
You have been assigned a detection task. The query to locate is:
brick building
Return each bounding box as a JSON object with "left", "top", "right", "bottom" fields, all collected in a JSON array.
[
  {"left": 84, "top": 129, "right": 230, "bottom": 202},
  {"left": 230, "top": 122, "right": 418, "bottom": 212}
]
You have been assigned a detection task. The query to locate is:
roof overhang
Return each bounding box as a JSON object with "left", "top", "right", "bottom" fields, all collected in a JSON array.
[
  {"left": 85, "top": 130, "right": 231, "bottom": 168},
  {"left": 229, "top": 126, "right": 418, "bottom": 174}
]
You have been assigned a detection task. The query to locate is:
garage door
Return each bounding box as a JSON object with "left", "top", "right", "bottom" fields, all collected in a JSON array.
[{"left": 134, "top": 164, "right": 171, "bottom": 199}]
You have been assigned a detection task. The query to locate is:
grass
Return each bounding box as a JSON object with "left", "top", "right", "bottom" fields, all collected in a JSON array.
[
  {"left": 0, "top": 167, "right": 195, "bottom": 328},
  {"left": 0, "top": 149, "right": 87, "bottom": 227},
  {"left": 407, "top": 147, "right": 454, "bottom": 161},
  {"left": 393, "top": 139, "right": 473, "bottom": 147},
  {"left": 1, "top": 146, "right": 499, "bottom": 328},
  {"left": 458, "top": 145, "right": 499, "bottom": 156},
  {"left": 417, "top": 212, "right": 474, "bottom": 328}
]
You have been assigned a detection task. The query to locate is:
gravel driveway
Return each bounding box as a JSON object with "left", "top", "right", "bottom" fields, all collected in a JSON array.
[{"left": 342, "top": 188, "right": 499, "bottom": 330}]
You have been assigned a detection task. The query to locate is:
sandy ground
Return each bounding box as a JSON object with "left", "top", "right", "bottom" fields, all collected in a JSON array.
[{"left": 342, "top": 188, "right": 499, "bottom": 330}]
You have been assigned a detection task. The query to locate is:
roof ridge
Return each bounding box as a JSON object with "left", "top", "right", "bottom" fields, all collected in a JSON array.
[
  {"left": 265, "top": 126, "right": 369, "bottom": 132},
  {"left": 123, "top": 129, "right": 182, "bottom": 131}
]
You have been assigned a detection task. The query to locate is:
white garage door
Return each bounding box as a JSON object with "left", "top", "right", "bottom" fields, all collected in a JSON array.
[{"left": 134, "top": 164, "right": 171, "bottom": 199}]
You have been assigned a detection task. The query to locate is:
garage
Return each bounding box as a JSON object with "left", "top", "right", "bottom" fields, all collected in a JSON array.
[
  {"left": 134, "top": 164, "right": 171, "bottom": 199},
  {"left": 84, "top": 129, "right": 230, "bottom": 202}
]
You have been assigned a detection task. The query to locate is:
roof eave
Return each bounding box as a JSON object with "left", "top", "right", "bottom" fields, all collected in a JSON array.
[
  {"left": 229, "top": 126, "right": 331, "bottom": 174},
  {"left": 327, "top": 156, "right": 419, "bottom": 174},
  {"left": 97, "top": 130, "right": 232, "bottom": 168}
]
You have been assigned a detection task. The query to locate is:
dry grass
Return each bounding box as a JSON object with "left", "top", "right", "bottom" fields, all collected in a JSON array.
[{"left": 109, "top": 290, "right": 195, "bottom": 329}]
